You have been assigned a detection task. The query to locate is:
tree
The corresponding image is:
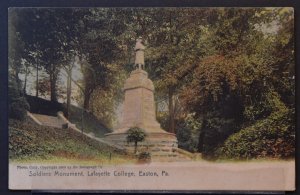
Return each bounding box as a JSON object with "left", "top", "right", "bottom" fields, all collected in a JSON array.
[
  {"left": 61, "top": 56, "right": 77, "bottom": 118},
  {"left": 8, "top": 8, "right": 25, "bottom": 84},
  {"left": 77, "top": 8, "right": 128, "bottom": 110},
  {"left": 20, "top": 59, "right": 31, "bottom": 95},
  {"left": 126, "top": 127, "right": 146, "bottom": 154},
  {"left": 178, "top": 8, "right": 294, "bottom": 157},
  {"left": 8, "top": 74, "right": 30, "bottom": 120},
  {"left": 15, "top": 8, "right": 81, "bottom": 102},
  {"left": 8, "top": 8, "right": 30, "bottom": 120}
]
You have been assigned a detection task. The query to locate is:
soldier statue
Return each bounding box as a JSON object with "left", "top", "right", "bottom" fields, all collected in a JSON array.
[{"left": 134, "top": 37, "right": 145, "bottom": 70}]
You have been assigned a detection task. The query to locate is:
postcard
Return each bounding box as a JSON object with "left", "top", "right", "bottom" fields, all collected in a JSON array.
[{"left": 8, "top": 7, "right": 295, "bottom": 191}]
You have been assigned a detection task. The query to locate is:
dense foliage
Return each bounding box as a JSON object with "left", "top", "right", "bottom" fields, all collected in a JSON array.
[
  {"left": 176, "top": 114, "right": 201, "bottom": 152},
  {"left": 218, "top": 108, "right": 295, "bottom": 159}
]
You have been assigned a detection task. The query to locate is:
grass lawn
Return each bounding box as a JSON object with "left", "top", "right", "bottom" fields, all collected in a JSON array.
[{"left": 9, "top": 119, "right": 136, "bottom": 165}]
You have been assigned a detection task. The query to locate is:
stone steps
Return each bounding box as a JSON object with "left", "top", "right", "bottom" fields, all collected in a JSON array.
[
  {"left": 31, "top": 113, "right": 67, "bottom": 128},
  {"left": 27, "top": 111, "right": 127, "bottom": 152},
  {"left": 27, "top": 111, "right": 197, "bottom": 162},
  {"left": 176, "top": 153, "right": 194, "bottom": 161},
  {"left": 151, "top": 151, "right": 193, "bottom": 162}
]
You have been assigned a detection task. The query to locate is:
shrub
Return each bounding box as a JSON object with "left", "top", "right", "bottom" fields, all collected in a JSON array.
[
  {"left": 156, "top": 111, "right": 169, "bottom": 130},
  {"left": 9, "top": 98, "right": 30, "bottom": 120},
  {"left": 126, "top": 127, "right": 146, "bottom": 154},
  {"left": 201, "top": 116, "right": 238, "bottom": 158},
  {"left": 217, "top": 108, "right": 295, "bottom": 160},
  {"left": 138, "top": 151, "right": 151, "bottom": 163},
  {"left": 176, "top": 114, "right": 201, "bottom": 152}
]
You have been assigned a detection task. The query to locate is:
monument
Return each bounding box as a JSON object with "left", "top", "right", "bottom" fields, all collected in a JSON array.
[{"left": 105, "top": 37, "right": 178, "bottom": 159}]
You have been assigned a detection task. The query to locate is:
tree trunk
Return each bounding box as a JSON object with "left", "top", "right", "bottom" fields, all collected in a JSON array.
[
  {"left": 134, "top": 142, "right": 138, "bottom": 154},
  {"left": 23, "top": 66, "right": 28, "bottom": 95},
  {"left": 155, "top": 102, "right": 158, "bottom": 117},
  {"left": 36, "top": 63, "right": 39, "bottom": 97},
  {"left": 50, "top": 64, "right": 57, "bottom": 102},
  {"left": 66, "top": 69, "right": 72, "bottom": 118},
  {"left": 198, "top": 119, "right": 207, "bottom": 153},
  {"left": 168, "top": 86, "right": 175, "bottom": 134},
  {"left": 66, "top": 57, "right": 77, "bottom": 118},
  {"left": 83, "top": 91, "right": 91, "bottom": 110},
  {"left": 198, "top": 130, "right": 206, "bottom": 153}
]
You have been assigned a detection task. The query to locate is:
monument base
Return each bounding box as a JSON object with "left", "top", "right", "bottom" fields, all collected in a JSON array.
[{"left": 104, "top": 132, "right": 179, "bottom": 161}]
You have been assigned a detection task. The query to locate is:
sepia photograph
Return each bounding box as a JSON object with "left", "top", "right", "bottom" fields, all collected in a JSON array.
[{"left": 8, "top": 7, "right": 295, "bottom": 191}]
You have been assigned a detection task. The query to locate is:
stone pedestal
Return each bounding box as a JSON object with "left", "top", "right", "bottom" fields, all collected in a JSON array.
[{"left": 105, "top": 69, "right": 178, "bottom": 159}]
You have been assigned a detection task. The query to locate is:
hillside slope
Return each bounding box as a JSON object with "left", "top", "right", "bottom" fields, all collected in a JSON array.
[
  {"left": 9, "top": 119, "right": 133, "bottom": 164},
  {"left": 26, "top": 95, "right": 111, "bottom": 137}
]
